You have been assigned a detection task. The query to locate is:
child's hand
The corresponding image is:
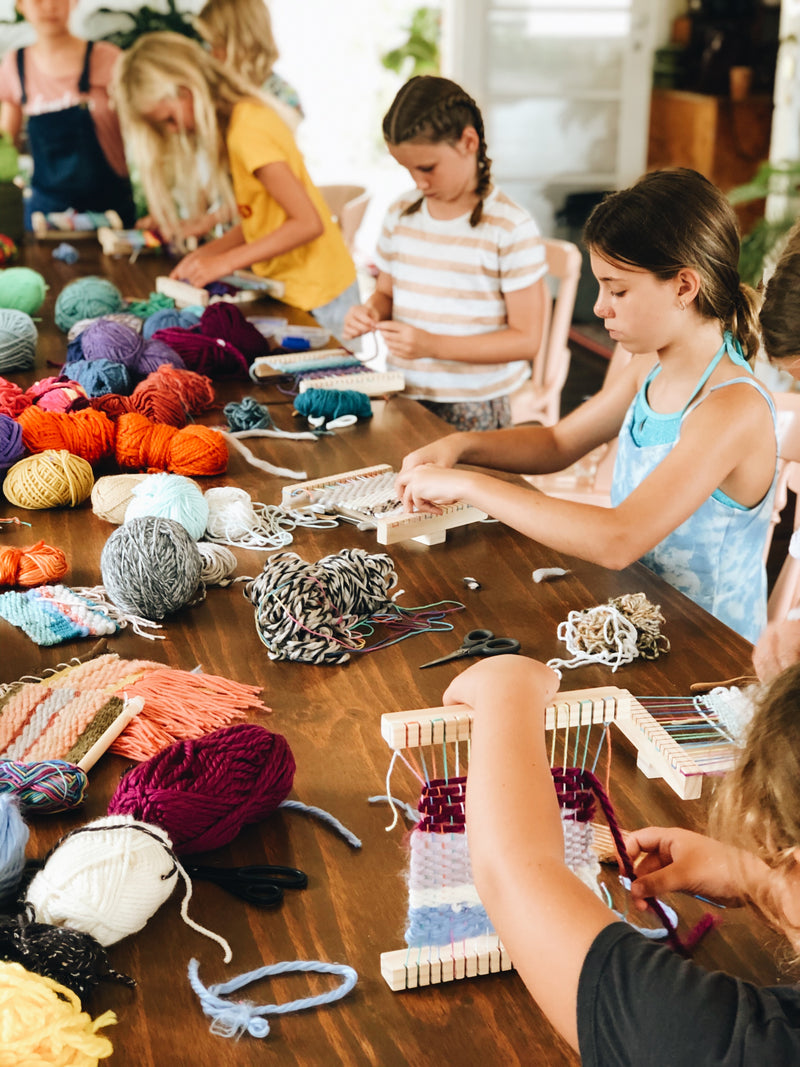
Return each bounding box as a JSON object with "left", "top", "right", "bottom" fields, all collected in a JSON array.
[
  {"left": 397, "top": 435, "right": 466, "bottom": 480},
  {"left": 625, "top": 826, "right": 748, "bottom": 910},
  {"left": 443, "top": 656, "right": 560, "bottom": 716},
  {"left": 342, "top": 304, "right": 379, "bottom": 340},
  {"left": 396, "top": 463, "right": 473, "bottom": 515},
  {"left": 170, "top": 248, "right": 234, "bottom": 287},
  {"left": 753, "top": 618, "right": 800, "bottom": 682},
  {"left": 376, "top": 320, "right": 431, "bottom": 360}
]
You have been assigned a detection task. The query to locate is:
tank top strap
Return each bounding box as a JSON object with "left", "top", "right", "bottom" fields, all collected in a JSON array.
[
  {"left": 16, "top": 49, "right": 26, "bottom": 106},
  {"left": 680, "top": 332, "right": 752, "bottom": 414},
  {"left": 78, "top": 41, "right": 94, "bottom": 95}
]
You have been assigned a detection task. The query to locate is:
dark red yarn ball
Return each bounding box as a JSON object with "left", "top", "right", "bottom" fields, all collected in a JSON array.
[
  {"left": 106, "top": 723, "right": 296, "bottom": 855},
  {"left": 198, "top": 303, "right": 270, "bottom": 361},
  {"left": 151, "top": 326, "right": 250, "bottom": 379}
]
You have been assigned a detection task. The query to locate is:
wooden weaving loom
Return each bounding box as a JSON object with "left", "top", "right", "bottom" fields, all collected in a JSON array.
[
  {"left": 379, "top": 686, "right": 741, "bottom": 990},
  {"left": 155, "top": 270, "right": 285, "bottom": 308},
  {"left": 252, "top": 349, "right": 406, "bottom": 396},
  {"left": 281, "top": 464, "right": 487, "bottom": 546}
]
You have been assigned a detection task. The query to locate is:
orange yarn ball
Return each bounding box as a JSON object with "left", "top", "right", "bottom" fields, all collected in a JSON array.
[
  {"left": 3, "top": 449, "right": 94, "bottom": 509},
  {"left": 129, "top": 377, "right": 187, "bottom": 427},
  {"left": 88, "top": 395, "right": 133, "bottom": 421},
  {"left": 16, "top": 406, "right": 115, "bottom": 464},
  {"left": 0, "top": 539, "right": 68, "bottom": 585},
  {"left": 151, "top": 364, "right": 215, "bottom": 414},
  {"left": 115, "top": 413, "right": 227, "bottom": 476}
]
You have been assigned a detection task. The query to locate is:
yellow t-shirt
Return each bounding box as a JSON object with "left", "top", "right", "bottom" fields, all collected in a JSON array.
[{"left": 226, "top": 99, "right": 355, "bottom": 311}]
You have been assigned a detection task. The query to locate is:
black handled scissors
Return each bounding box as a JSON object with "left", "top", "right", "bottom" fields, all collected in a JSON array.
[
  {"left": 419, "top": 628, "right": 521, "bottom": 669},
  {"left": 186, "top": 864, "right": 308, "bottom": 908}
]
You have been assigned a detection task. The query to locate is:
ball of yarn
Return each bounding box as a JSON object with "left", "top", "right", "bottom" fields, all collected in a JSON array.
[
  {"left": 205, "top": 485, "right": 260, "bottom": 540},
  {"left": 150, "top": 363, "right": 215, "bottom": 413},
  {"left": 76, "top": 318, "right": 143, "bottom": 368},
  {"left": 25, "top": 815, "right": 178, "bottom": 946},
  {"left": 0, "top": 266, "right": 47, "bottom": 315},
  {"left": 0, "top": 412, "right": 24, "bottom": 470},
  {"left": 54, "top": 276, "right": 124, "bottom": 332},
  {"left": 65, "top": 358, "right": 133, "bottom": 398},
  {"left": 0, "top": 911, "right": 130, "bottom": 1001},
  {"left": 294, "top": 388, "right": 372, "bottom": 421},
  {"left": 0, "top": 760, "right": 87, "bottom": 812},
  {"left": 68, "top": 311, "right": 142, "bottom": 342},
  {"left": 0, "top": 308, "right": 37, "bottom": 372},
  {"left": 128, "top": 374, "right": 187, "bottom": 426},
  {"left": 151, "top": 326, "right": 250, "bottom": 379},
  {"left": 0, "top": 540, "right": 68, "bottom": 586},
  {"left": 27, "top": 375, "right": 89, "bottom": 412},
  {"left": 197, "top": 542, "right": 237, "bottom": 585},
  {"left": 100, "top": 515, "right": 203, "bottom": 620},
  {"left": 107, "top": 723, "right": 296, "bottom": 854},
  {"left": 0, "top": 376, "right": 30, "bottom": 418},
  {"left": 136, "top": 336, "right": 185, "bottom": 376},
  {"left": 91, "top": 472, "right": 148, "bottom": 524},
  {"left": 3, "top": 450, "right": 94, "bottom": 509},
  {"left": 0, "top": 960, "right": 116, "bottom": 1064},
  {"left": 124, "top": 472, "right": 209, "bottom": 540},
  {"left": 142, "top": 306, "right": 200, "bottom": 340},
  {"left": 0, "top": 795, "right": 29, "bottom": 905},
  {"left": 16, "top": 406, "right": 116, "bottom": 464},
  {"left": 198, "top": 303, "right": 269, "bottom": 361},
  {"left": 0, "top": 234, "right": 17, "bottom": 266},
  {"left": 115, "top": 412, "right": 228, "bottom": 477}
]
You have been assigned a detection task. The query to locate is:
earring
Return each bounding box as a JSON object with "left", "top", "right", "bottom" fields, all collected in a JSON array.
[{"left": 678, "top": 300, "right": 686, "bottom": 311}]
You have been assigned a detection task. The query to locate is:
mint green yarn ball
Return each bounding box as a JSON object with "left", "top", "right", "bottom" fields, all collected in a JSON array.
[
  {"left": 54, "top": 275, "right": 124, "bottom": 333},
  {"left": 0, "top": 266, "right": 47, "bottom": 315}
]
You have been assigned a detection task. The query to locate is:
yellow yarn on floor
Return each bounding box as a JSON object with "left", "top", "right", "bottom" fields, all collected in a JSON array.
[
  {"left": 0, "top": 961, "right": 115, "bottom": 1065},
  {"left": 3, "top": 450, "right": 94, "bottom": 509}
]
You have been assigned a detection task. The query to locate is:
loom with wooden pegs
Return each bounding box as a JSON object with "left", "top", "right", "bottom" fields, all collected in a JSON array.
[
  {"left": 155, "top": 270, "right": 285, "bottom": 308},
  {"left": 281, "top": 463, "right": 487, "bottom": 546},
  {"left": 377, "top": 686, "right": 727, "bottom": 992},
  {"left": 252, "top": 348, "right": 359, "bottom": 378},
  {"left": 298, "top": 369, "right": 405, "bottom": 397},
  {"left": 30, "top": 208, "right": 123, "bottom": 240},
  {"left": 97, "top": 227, "right": 164, "bottom": 259}
]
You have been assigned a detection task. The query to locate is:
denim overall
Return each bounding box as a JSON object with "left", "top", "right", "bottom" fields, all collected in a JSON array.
[
  {"left": 610, "top": 334, "right": 777, "bottom": 643},
  {"left": 18, "top": 41, "right": 136, "bottom": 228}
]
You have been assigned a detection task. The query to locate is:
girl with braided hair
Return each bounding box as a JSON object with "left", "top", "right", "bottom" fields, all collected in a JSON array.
[
  {"left": 343, "top": 75, "right": 548, "bottom": 431},
  {"left": 397, "top": 169, "right": 778, "bottom": 642}
]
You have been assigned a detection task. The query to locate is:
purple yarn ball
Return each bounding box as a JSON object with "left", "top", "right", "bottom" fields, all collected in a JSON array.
[
  {"left": 79, "top": 319, "right": 144, "bottom": 368},
  {"left": 0, "top": 412, "right": 24, "bottom": 470},
  {"left": 136, "top": 338, "right": 186, "bottom": 376}
]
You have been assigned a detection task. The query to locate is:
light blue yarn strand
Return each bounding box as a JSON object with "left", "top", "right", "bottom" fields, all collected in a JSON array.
[
  {"left": 188, "top": 958, "right": 358, "bottom": 1039},
  {"left": 278, "top": 799, "right": 362, "bottom": 848}
]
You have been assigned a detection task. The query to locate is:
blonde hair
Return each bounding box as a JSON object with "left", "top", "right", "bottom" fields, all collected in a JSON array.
[
  {"left": 710, "top": 662, "right": 800, "bottom": 944},
  {"left": 195, "top": 0, "right": 278, "bottom": 89},
  {"left": 111, "top": 32, "right": 258, "bottom": 236}
]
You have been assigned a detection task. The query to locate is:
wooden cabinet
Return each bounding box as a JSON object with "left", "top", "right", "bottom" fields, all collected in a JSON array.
[{"left": 647, "top": 88, "right": 772, "bottom": 231}]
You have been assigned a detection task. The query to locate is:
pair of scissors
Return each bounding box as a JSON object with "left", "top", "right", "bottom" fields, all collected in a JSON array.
[
  {"left": 419, "top": 628, "right": 521, "bottom": 669},
  {"left": 186, "top": 864, "right": 308, "bottom": 908}
]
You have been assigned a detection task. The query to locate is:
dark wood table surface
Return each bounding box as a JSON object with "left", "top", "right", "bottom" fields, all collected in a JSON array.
[{"left": 0, "top": 242, "right": 786, "bottom": 1066}]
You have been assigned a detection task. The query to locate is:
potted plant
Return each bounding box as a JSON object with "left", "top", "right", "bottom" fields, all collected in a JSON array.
[{"left": 728, "top": 159, "right": 800, "bottom": 286}]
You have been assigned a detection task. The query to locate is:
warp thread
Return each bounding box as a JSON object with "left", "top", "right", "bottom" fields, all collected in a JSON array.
[
  {"left": 25, "top": 816, "right": 232, "bottom": 959},
  {"left": 0, "top": 960, "right": 116, "bottom": 1064},
  {"left": 547, "top": 593, "right": 670, "bottom": 674},
  {"left": 3, "top": 450, "right": 94, "bottom": 509},
  {"left": 107, "top": 723, "right": 295, "bottom": 854},
  {"left": 0, "top": 540, "right": 68, "bottom": 587},
  {"left": 188, "top": 957, "right": 358, "bottom": 1041}
]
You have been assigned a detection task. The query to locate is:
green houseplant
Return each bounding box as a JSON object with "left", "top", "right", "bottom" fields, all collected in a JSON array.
[
  {"left": 381, "top": 6, "right": 440, "bottom": 79},
  {"left": 728, "top": 159, "right": 800, "bottom": 286}
]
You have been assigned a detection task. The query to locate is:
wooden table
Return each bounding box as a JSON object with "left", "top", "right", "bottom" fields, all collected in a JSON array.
[{"left": 0, "top": 242, "right": 784, "bottom": 1066}]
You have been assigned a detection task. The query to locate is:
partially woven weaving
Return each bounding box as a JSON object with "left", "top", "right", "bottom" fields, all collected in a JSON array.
[{"left": 0, "top": 585, "right": 119, "bottom": 646}]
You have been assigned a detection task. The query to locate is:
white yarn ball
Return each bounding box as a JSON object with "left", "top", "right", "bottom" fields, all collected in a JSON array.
[
  {"left": 25, "top": 815, "right": 177, "bottom": 946},
  {"left": 205, "top": 485, "right": 258, "bottom": 540}
]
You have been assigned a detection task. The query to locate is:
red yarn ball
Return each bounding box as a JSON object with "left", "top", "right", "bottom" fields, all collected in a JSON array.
[
  {"left": 0, "top": 234, "right": 17, "bottom": 267},
  {"left": 106, "top": 723, "right": 296, "bottom": 854}
]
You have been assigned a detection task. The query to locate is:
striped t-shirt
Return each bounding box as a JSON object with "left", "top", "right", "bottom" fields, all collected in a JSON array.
[{"left": 374, "top": 186, "right": 547, "bottom": 403}]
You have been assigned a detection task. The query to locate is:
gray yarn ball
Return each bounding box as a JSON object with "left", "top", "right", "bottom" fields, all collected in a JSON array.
[{"left": 100, "top": 516, "right": 202, "bottom": 621}]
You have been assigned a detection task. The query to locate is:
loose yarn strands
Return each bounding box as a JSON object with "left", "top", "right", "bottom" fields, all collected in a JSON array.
[
  {"left": 188, "top": 958, "right": 358, "bottom": 1041},
  {"left": 0, "top": 960, "right": 116, "bottom": 1065},
  {"left": 223, "top": 395, "right": 318, "bottom": 441},
  {"left": 547, "top": 593, "right": 670, "bottom": 674},
  {"left": 204, "top": 485, "right": 337, "bottom": 551}
]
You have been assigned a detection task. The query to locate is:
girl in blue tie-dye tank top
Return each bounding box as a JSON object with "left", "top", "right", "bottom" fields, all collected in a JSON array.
[{"left": 396, "top": 168, "right": 777, "bottom": 642}]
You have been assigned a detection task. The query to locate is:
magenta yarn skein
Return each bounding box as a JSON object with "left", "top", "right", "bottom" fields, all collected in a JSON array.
[
  {"left": 106, "top": 723, "right": 296, "bottom": 854},
  {"left": 198, "top": 304, "right": 270, "bottom": 362},
  {"left": 151, "top": 327, "right": 250, "bottom": 379}
]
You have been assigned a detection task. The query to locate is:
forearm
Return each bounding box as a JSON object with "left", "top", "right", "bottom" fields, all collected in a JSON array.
[
  {"left": 366, "top": 290, "right": 393, "bottom": 321},
  {"left": 448, "top": 425, "right": 590, "bottom": 477},
  {"left": 198, "top": 223, "right": 246, "bottom": 256},
  {"left": 213, "top": 216, "right": 323, "bottom": 273},
  {"left": 423, "top": 327, "right": 539, "bottom": 365}
]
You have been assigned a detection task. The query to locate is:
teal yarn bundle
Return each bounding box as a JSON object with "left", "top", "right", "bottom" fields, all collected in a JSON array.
[
  {"left": 124, "top": 473, "right": 210, "bottom": 541},
  {"left": 54, "top": 276, "right": 124, "bottom": 333},
  {"left": 294, "top": 388, "right": 372, "bottom": 421},
  {"left": 100, "top": 515, "right": 203, "bottom": 621},
  {"left": 0, "top": 795, "right": 29, "bottom": 906},
  {"left": 0, "top": 268, "right": 46, "bottom": 316},
  {"left": 0, "top": 309, "right": 36, "bottom": 373}
]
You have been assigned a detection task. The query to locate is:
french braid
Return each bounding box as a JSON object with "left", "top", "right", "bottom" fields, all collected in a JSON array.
[{"left": 382, "top": 76, "right": 491, "bottom": 228}]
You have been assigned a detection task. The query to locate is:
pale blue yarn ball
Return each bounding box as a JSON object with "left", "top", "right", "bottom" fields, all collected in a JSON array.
[
  {"left": 54, "top": 276, "right": 124, "bottom": 332},
  {"left": 67, "top": 358, "right": 133, "bottom": 397},
  {"left": 0, "top": 308, "right": 37, "bottom": 372},
  {"left": 124, "top": 472, "right": 210, "bottom": 541},
  {"left": 142, "top": 307, "right": 201, "bottom": 340},
  {"left": 0, "top": 795, "right": 29, "bottom": 906}
]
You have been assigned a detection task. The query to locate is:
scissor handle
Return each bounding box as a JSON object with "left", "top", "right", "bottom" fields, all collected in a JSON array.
[
  {"left": 480, "top": 637, "right": 521, "bottom": 656},
  {"left": 462, "top": 628, "right": 495, "bottom": 647}
]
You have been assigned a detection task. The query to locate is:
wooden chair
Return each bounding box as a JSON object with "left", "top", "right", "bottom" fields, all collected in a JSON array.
[
  {"left": 318, "top": 184, "right": 370, "bottom": 255},
  {"left": 524, "top": 343, "right": 634, "bottom": 506},
  {"left": 509, "top": 236, "right": 583, "bottom": 427},
  {"left": 765, "top": 391, "right": 800, "bottom": 621}
]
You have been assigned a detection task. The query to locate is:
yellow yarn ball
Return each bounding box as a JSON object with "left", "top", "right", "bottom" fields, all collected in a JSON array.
[
  {"left": 0, "top": 960, "right": 115, "bottom": 1065},
  {"left": 91, "top": 473, "right": 149, "bottom": 524},
  {"left": 3, "top": 449, "right": 94, "bottom": 509}
]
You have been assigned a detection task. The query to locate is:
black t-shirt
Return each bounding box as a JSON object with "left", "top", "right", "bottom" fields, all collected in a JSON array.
[{"left": 578, "top": 922, "right": 800, "bottom": 1066}]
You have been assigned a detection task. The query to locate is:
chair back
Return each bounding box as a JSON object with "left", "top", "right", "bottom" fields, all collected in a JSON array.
[
  {"left": 766, "top": 391, "right": 800, "bottom": 621},
  {"left": 319, "top": 184, "right": 370, "bottom": 254}
]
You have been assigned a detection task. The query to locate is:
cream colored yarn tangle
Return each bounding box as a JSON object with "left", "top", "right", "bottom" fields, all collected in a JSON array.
[
  {"left": 91, "top": 473, "right": 149, "bottom": 524},
  {"left": 547, "top": 592, "right": 670, "bottom": 675},
  {"left": 3, "top": 450, "right": 94, "bottom": 509}
]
